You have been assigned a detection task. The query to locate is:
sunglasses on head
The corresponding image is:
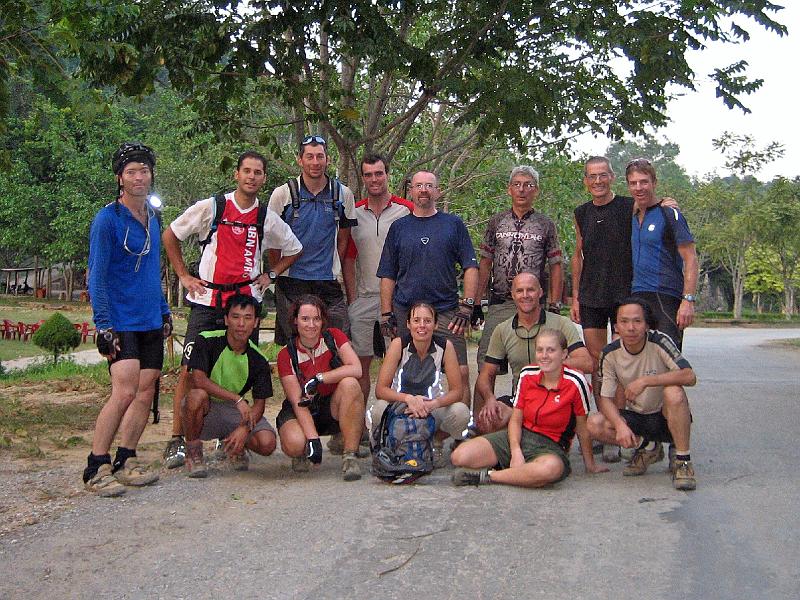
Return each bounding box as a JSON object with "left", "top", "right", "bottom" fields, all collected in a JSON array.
[{"left": 301, "top": 135, "right": 327, "bottom": 146}]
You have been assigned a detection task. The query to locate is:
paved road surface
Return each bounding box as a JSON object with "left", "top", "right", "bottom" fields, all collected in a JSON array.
[{"left": 1, "top": 328, "right": 798, "bottom": 599}]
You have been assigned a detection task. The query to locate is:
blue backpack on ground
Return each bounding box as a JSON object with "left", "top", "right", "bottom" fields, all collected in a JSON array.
[{"left": 371, "top": 402, "right": 435, "bottom": 484}]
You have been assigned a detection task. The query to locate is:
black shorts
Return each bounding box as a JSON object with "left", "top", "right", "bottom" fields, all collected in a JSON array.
[
  {"left": 580, "top": 304, "right": 617, "bottom": 330},
  {"left": 182, "top": 303, "right": 260, "bottom": 365},
  {"left": 275, "top": 395, "right": 340, "bottom": 436},
  {"left": 111, "top": 329, "right": 164, "bottom": 370},
  {"left": 632, "top": 291, "right": 683, "bottom": 350},
  {"left": 620, "top": 409, "right": 674, "bottom": 444}
]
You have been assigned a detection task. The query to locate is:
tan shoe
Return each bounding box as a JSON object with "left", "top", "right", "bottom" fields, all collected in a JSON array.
[
  {"left": 623, "top": 443, "right": 664, "bottom": 476},
  {"left": 342, "top": 453, "right": 361, "bottom": 481},
  {"left": 672, "top": 459, "right": 697, "bottom": 491},
  {"left": 85, "top": 464, "right": 126, "bottom": 497},
  {"left": 185, "top": 440, "right": 208, "bottom": 479},
  {"left": 115, "top": 458, "right": 159, "bottom": 486}
]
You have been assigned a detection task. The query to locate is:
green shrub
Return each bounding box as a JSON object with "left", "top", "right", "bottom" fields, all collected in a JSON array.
[{"left": 31, "top": 313, "right": 81, "bottom": 364}]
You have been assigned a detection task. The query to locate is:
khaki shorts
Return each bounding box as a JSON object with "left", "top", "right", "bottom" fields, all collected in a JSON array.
[
  {"left": 476, "top": 299, "right": 517, "bottom": 372},
  {"left": 394, "top": 304, "right": 468, "bottom": 366},
  {"left": 199, "top": 401, "right": 275, "bottom": 441},
  {"left": 483, "top": 428, "right": 571, "bottom": 482},
  {"left": 347, "top": 295, "right": 381, "bottom": 357}
]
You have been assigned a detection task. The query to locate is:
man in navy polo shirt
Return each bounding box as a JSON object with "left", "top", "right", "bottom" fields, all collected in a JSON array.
[
  {"left": 377, "top": 170, "right": 479, "bottom": 405},
  {"left": 627, "top": 159, "right": 698, "bottom": 350},
  {"left": 268, "top": 135, "right": 358, "bottom": 345}
]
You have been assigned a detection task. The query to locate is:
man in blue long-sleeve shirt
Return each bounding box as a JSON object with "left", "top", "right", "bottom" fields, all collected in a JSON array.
[{"left": 83, "top": 142, "right": 171, "bottom": 497}]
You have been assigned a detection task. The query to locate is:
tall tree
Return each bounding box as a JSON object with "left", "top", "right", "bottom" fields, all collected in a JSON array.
[{"left": 63, "top": 0, "right": 786, "bottom": 189}]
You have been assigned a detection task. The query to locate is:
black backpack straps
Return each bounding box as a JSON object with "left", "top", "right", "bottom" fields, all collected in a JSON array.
[
  {"left": 322, "top": 329, "right": 342, "bottom": 369},
  {"left": 256, "top": 203, "right": 268, "bottom": 249},
  {"left": 287, "top": 335, "right": 302, "bottom": 382},
  {"left": 199, "top": 192, "right": 228, "bottom": 248},
  {"left": 658, "top": 202, "right": 678, "bottom": 258},
  {"left": 330, "top": 177, "right": 340, "bottom": 223},
  {"left": 287, "top": 178, "right": 301, "bottom": 223}
]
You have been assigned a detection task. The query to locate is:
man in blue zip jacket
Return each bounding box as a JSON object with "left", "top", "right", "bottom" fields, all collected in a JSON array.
[{"left": 83, "top": 142, "right": 171, "bottom": 497}]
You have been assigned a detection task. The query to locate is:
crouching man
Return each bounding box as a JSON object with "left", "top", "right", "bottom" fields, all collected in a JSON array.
[
  {"left": 183, "top": 294, "right": 277, "bottom": 477},
  {"left": 587, "top": 297, "right": 698, "bottom": 490}
]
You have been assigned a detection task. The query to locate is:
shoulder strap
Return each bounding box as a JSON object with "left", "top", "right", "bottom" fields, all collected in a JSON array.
[
  {"left": 256, "top": 204, "right": 268, "bottom": 249},
  {"left": 322, "top": 329, "right": 342, "bottom": 369},
  {"left": 658, "top": 203, "right": 678, "bottom": 257},
  {"left": 330, "top": 178, "right": 340, "bottom": 223},
  {"left": 199, "top": 192, "right": 228, "bottom": 248},
  {"left": 286, "top": 335, "right": 302, "bottom": 381},
  {"left": 286, "top": 179, "right": 301, "bottom": 223}
]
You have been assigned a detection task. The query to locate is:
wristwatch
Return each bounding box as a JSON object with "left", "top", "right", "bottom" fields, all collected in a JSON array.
[
  {"left": 316, "top": 372, "right": 324, "bottom": 384},
  {"left": 462, "top": 298, "right": 475, "bottom": 306},
  {"left": 682, "top": 294, "right": 696, "bottom": 302},
  {"left": 268, "top": 270, "right": 277, "bottom": 281}
]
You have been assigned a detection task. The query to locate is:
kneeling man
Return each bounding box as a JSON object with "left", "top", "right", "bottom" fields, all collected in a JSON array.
[
  {"left": 183, "top": 294, "right": 277, "bottom": 477},
  {"left": 587, "top": 297, "right": 697, "bottom": 490}
]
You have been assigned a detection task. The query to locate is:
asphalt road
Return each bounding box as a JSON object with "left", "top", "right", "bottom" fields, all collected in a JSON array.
[{"left": 1, "top": 327, "right": 798, "bottom": 600}]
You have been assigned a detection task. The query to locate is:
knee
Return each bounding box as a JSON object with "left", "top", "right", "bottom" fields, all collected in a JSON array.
[
  {"left": 539, "top": 457, "right": 565, "bottom": 483},
  {"left": 450, "top": 443, "right": 468, "bottom": 467},
  {"left": 586, "top": 414, "right": 605, "bottom": 437},
  {"left": 339, "top": 377, "right": 365, "bottom": 406},
  {"left": 278, "top": 426, "right": 306, "bottom": 457},
  {"left": 662, "top": 386, "right": 689, "bottom": 410},
  {"left": 252, "top": 432, "right": 277, "bottom": 456}
]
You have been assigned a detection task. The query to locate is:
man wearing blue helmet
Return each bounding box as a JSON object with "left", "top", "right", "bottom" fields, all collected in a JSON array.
[{"left": 83, "top": 142, "right": 171, "bottom": 497}]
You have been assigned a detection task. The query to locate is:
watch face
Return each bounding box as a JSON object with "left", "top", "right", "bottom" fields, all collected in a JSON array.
[
  {"left": 464, "top": 298, "right": 474, "bottom": 306},
  {"left": 269, "top": 271, "right": 277, "bottom": 280}
]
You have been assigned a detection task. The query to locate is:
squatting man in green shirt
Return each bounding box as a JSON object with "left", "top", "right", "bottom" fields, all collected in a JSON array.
[{"left": 183, "top": 294, "right": 277, "bottom": 478}]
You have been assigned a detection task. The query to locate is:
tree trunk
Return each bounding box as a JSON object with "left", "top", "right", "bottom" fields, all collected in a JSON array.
[
  {"left": 65, "top": 262, "right": 74, "bottom": 301},
  {"left": 783, "top": 284, "right": 795, "bottom": 318}
]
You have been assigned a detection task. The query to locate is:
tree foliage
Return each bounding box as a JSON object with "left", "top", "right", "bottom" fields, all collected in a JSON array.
[{"left": 31, "top": 312, "right": 81, "bottom": 363}]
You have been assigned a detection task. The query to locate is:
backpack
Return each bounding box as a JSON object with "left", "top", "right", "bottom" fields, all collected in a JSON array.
[
  {"left": 371, "top": 402, "right": 435, "bottom": 484},
  {"left": 199, "top": 192, "right": 269, "bottom": 250},
  {"left": 284, "top": 177, "right": 341, "bottom": 224},
  {"left": 658, "top": 202, "right": 679, "bottom": 258}
]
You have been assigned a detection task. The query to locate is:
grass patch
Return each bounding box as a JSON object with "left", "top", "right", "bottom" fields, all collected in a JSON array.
[
  {"left": 0, "top": 396, "right": 100, "bottom": 439},
  {"left": 0, "top": 359, "right": 110, "bottom": 384},
  {"left": 0, "top": 337, "right": 96, "bottom": 361}
]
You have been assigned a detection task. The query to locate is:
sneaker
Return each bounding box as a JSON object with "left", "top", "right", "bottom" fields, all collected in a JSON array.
[
  {"left": 672, "top": 459, "right": 697, "bottom": 490},
  {"left": 115, "top": 458, "right": 159, "bottom": 486},
  {"left": 602, "top": 444, "right": 621, "bottom": 463},
  {"left": 163, "top": 437, "right": 186, "bottom": 469},
  {"left": 452, "top": 467, "right": 491, "bottom": 486},
  {"left": 341, "top": 453, "right": 361, "bottom": 481},
  {"left": 185, "top": 440, "right": 208, "bottom": 479},
  {"left": 85, "top": 464, "right": 126, "bottom": 497},
  {"left": 292, "top": 456, "right": 310, "bottom": 473},
  {"left": 327, "top": 433, "right": 344, "bottom": 455},
  {"left": 230, "top": 451, "right": 249, "bottom": 472},
  {"left": 623, "top": 443, "right": 664, "bottom": 476},
  {"left": 432, "top": 446, "right": 448, "bottom": 469}
]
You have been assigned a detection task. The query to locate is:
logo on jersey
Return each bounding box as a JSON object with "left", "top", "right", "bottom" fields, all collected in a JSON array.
[
  {"left": 420, "top": 237, "right": 430, "bottom": 245},
  {"left": 232, "top": 225, "right": 245, "bottom": 235}
]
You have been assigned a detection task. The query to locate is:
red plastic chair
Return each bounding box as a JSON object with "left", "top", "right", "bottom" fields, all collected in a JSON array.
[
  {"left": 17, "top": 322, "right": 31, "bottom": 341},
  {"left": 78, "top": 321, "right": 96, "bottom": 343},
  {"left": 2, "top": 319, "right": 18, "bottom": 340}
]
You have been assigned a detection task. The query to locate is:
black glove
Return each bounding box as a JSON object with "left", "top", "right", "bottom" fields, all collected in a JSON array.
[
  {"left": 373, "top": 320, "right": 386, "bottom": 358},
  {"left": 305, "top": 438, "right": 323, "bottom": 464},
  {"left": 450, "top": 301, "right": 473, "bottom": 331},
  {"left": 380, "top": 312, "right": 398, "bottom": 340},
  {"left": 96, "top": 328, "right": 120, "bottom": 357},
  {"left": 303, "top": 374, "right": 321, "bottom": 398},
  {"left": 471, "top": 303, "right": 485, "bottom": 328},
  {"left": 162, "top": 313, "right": 173, "bottom": 338},
  {"left": 547, "top": 302, "right": 563, "bottom": 315}
]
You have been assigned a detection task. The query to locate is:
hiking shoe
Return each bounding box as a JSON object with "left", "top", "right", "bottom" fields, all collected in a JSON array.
[
  {"left": 114, "top": 458, "right": 159, "bottom": 487},
  {"left": 432, "top": 446, "right": 448, "bottom": 469},
  {"left": 85, "top": 464, "right": 126, "bottom": 497},
  {"left": 602, "top": 444, "right": 621, "bottom": 463},
  {"left": 623, "top": 443, "right": 664, "bottom": 476},
  {"left": 342, "top": 453, "right": 362, "bottom": 481},
  {"left": 209, "top": 439, "right": 227, "bottom": 463},
  {"left": 231, "top": 451, "right": 249, "bottom": 472},
  {"left": 327, "top": 433, "right": 344, "bottom": 455},
  {"left": 163, "top": 437, "right": 186, "bottom": 469},
  {"left": 185, "top": 440, "right": 208, "bottom": 479},
  {"left": 292, "top": 456, "right": 310, "bottom": 473},
  {"left": 668, "top": 445, "right": 677, "bottom": 473},
  {"left": 672, "top": 460, "right": 697, "bottom": 491},
  {"left": 452, "top": 468, "right": 491, "bottom": 486}
]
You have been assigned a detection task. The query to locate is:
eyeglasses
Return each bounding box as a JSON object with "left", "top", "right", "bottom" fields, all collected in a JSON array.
[
  {"left": 122, "top": 211, "right": 153, "bottom": 272},
  {"left": 413, "top": 182, "right": 437, "bottom": 190},
  {"left": 510, "top": 182, "right": 537, "bottom": 190},
  {"left": 301, "top": 135, "right": 327, "bottom": 146},
  {"left": 585, "top": 173, "right": 611, "bottom": 182}
]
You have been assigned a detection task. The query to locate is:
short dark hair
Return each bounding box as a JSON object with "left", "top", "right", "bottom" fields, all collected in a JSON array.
[
  {"left": 584, "top": 156, "right": 614, "bottom": 176},
  {"left": 237, "top": 151, "right": 267, "bottom": 172},
  {"left": 625, "top": 158, "right": 657, "bottom": 185},
  {"left": 298, "top": 134, "right": 328, "bottom": 157},
  {"left": 361, "top": 152, "right": 389, "bottom": 174},
  {"left": 289, "top": 294, "right": 329, "bottom": 336},
  {"left": 615, "top": 296, "right": 658, "bottom": 330},
  {"left": 225, "top": 293, "right": 261, "bottom": 317}
]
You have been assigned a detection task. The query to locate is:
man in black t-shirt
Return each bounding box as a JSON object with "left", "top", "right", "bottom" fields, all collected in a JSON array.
[
  {"left": 571, "top": 156, "right": 633, "bottom": 462},
  {"left": 183, "top": 294, "right": 277, "bottom": 478}
]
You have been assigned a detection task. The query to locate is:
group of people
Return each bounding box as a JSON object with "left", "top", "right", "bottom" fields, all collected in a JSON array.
[{"left": 81, "top": 137, "right": 699, "bottom": 498}]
